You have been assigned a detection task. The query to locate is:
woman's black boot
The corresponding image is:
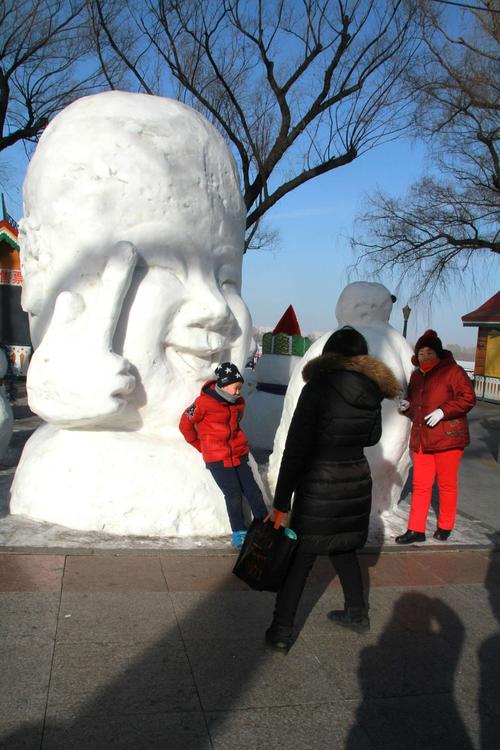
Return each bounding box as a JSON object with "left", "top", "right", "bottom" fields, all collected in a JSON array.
[
  {"left": 395, "top": 529, "right": 426, "bottom": 544},
  {"left": 265, "top": 623, "right": 292, "bottom": 652},
  {"left": 327, "top": 606, "right": 370, "bottom": 634}
]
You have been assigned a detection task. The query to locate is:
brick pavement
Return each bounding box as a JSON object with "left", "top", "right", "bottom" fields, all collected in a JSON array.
[{"left": 0, "top": 549, "right": 499, "bottom": 749}]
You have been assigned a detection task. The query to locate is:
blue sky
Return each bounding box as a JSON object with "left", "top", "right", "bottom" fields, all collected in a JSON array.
[
  {"left": 242, "top": 137, "right": 500, "bottom": 348},
  {"left": 2, "top": 132, "right": 498, "bottom": 349}
]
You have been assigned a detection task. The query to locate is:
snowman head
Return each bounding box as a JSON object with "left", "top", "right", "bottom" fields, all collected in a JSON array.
[{"left": 335, "top": 282, "right": 396, "bottom": 326}]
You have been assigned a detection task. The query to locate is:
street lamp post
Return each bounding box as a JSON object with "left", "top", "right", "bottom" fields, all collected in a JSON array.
[{"left": 402, "top": 304, "right": 411, "bottom": 339}]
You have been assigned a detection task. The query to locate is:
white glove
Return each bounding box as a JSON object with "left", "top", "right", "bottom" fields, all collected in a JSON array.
[
  {"left": 425, "top": 408, "right": 444, "bottom": 427},
  {"left": 398, "top": 399, "right": 410, "bottom": 412}
]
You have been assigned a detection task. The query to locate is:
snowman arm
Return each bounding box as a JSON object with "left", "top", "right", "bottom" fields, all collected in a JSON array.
[
  {"left": 404, "top": 377, "right": 417, "bottom": 420},
  {"left": 273, "top": 382, "right": 320, "bottom": 512}
]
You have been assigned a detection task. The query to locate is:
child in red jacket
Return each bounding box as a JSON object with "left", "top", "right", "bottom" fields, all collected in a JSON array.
[{"left": 179, "top": 362, "right": 268, "bottom": 548}]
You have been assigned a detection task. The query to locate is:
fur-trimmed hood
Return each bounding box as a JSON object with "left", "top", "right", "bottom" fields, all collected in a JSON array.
[{"left": 302, "top": 353, "right": 400, "bottom": 400}]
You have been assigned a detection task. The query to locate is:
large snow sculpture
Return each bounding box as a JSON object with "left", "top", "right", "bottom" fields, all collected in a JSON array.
[
  {"left": 10, "top": 91, "right": 255, "bottom": 536},
  {"left": 243, "top": 305, "right": 311, "bottom": 451},
  {"left": 267, "top": 282, "right": 414, "bottom": 515}
]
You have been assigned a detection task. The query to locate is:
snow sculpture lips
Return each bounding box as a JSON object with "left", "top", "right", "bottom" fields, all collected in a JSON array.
[{"left": 167, "top": 329, "right": 230, "bottom": 374}]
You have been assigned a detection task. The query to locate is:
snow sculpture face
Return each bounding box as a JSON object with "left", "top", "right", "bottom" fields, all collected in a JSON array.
[
  {"left": 19, "top": 91, "right": 251, "bottom": 431},
  {"left": 335, "top": 281, "right": 395, "bottom": 326}
]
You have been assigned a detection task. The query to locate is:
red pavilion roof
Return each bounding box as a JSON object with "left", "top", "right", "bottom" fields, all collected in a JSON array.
[{"left": 462, "top": 292, "right": 500, "bottom": 326}]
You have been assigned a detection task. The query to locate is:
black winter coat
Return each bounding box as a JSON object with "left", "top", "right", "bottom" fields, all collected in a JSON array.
[{"left": 273, "top": 353, "right": 400, "bottom": 553}]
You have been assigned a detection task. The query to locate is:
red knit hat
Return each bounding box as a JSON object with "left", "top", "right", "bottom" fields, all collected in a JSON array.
[{"left": 414, "top": 329, "right": 444, "bottom": 358}]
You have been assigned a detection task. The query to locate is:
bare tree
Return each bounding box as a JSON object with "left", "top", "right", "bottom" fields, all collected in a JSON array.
[
  {"left": 351, "top": 0, "right": 500, "bottom": 296},
  {"left": 0, "top": 0, "right": 120, "bottom": 154},
  {"left": 89, "top": 0, "right": 420, "bottom": 248}
]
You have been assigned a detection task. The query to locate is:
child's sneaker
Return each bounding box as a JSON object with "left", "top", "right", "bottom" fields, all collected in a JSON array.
[{"left": 231, "top": 530, "right": 247, "bottom": 549}]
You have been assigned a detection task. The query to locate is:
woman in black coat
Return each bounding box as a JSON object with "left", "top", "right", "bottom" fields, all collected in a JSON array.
[{"left": 265, "top": 326, "right": 400, "bottom": 651}]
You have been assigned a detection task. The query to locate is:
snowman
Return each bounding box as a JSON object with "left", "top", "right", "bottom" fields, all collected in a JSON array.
[
  {"left": 267, "top": 282, "right": 414, "bottom": 520},
  {"left": 243, "top": 305, "right": 311, "bottom": 451}
]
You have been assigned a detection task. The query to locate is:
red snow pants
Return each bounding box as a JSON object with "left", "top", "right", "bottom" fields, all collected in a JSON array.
[{"left": 408, "top": 448, "right": 464, "bottom": 533}]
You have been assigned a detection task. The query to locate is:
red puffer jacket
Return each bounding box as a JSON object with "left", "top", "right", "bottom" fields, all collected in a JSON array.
[
  {"left": 179, "top": 381, "right": 249, "bottom": 466},
  {"left": 406, "top": 352, "right": 476, "bottom": 452}
]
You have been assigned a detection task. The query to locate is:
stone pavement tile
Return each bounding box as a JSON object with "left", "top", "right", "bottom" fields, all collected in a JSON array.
[
  {"left": 0, "top": 642, "right": 54, "bottom": 722},
  {"left": 479, "top": 689, "right": 500, "bottom": 720},
  {"left": 0, "top": 720, "right": 43, "bottom": 750},
  {"left": 303, "top": 628, "right": 458, "bottom": 701},
  {"left": 412, "top": 551, "right": 495, "bottom": 585},
  {"left": 370, "top": 585, "right": 500, "bottom": 639},
  {"left": 171, "top": 591, "right": 275, "bottom": 640},
  {"left": 206, "top": 703, "right": 375, "bottom": 750},
  {"left": 455, "top": 633, "right": 500, "bottom": 696},
  {"left": 292, "top": 588, "right": 348, "bottom": 636},
  {"left": 41, "top": 712, "right": 211, "bottom": 750},
  {"left": 361, "top": 553, "right": 444, "bottom": 587},
  {"left": 479, "top": 699, "right": 500, "bottom": 750},
  {"left": 185, "top": 636, "right": 339, "bottom": 711},
  {"left": 483, "top": 552, "right": 500, "bottom": 585},
  {"left": 295, "top": 585, "right": 484, "bottom": 639},
  {"left": 57, "top": 592, "right": 182, "bottom": 645},
  {"left": 46, "top": 640, "right": 200, "bottom": 718},
  {"left": 0, "top": 555, "right": 64, "bottom": 592},
  {"left": 368, "top": 586, "right": 491, "bottom": 637},
  {"left": 0, "top": 592, "right": 60, "bottom": 642},
  {"left": 160, "top": 554, "right": 248, "bottom": 591},
  {"left": 478, "top": 689, "right": 500, "bottom": 746},
  {"left": 353, "top": 694, "right": 479, "bottom": 750},
  {"left": 62, "top": 555, "right": 167, "bottom": 592},
  {"left": 443, "top": 585, "right": 500, "bottom": 640}
]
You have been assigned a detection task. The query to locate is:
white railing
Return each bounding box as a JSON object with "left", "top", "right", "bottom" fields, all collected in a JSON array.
[{"left": 474, "top": 375, "right": 500, "bottom": 403}]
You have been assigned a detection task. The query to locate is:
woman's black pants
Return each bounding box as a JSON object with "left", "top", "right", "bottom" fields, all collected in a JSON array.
[{"left": 272, "top": 544, "right": 365, "bottom": 630}]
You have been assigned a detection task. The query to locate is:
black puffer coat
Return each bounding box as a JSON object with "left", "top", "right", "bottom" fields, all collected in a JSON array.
[{"left": 273, "top": 353, "right": 400, "bottom": 553}]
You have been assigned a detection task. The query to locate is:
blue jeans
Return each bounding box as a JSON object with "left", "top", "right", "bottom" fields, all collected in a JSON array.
[{"left": 207, "top": 460, "right": 268, "bottom": 531}]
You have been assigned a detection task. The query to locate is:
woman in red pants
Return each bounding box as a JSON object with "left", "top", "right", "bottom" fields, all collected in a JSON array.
[{"left": 396, "top": 330, "right": 476, "bottom": 544}]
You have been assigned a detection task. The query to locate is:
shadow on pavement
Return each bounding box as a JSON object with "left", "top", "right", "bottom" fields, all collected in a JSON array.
[
  {"left": 0, "top": 572, "right": 261, "bottom": 748},
  {"left": 477, "top": 417, "right": 500, "bottom": 462},
  {"left": 0, "top": 545, "right": 359, "bottom": 750},
  {"left": 478, "top": 547, "right": 500, "bottom": 750},
  {"left": 1, "top": 536, "right": 383, "bottom": 750},
  {"left": 346, "top": 592, "right": 474, "bottom": 750}
]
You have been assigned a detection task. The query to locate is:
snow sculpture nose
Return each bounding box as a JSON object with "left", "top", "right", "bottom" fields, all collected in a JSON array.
[{"left": 184, "top": 282, "right": 235, "bottom": 335}]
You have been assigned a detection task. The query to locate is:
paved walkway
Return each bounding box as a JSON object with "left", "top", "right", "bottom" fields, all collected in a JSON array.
[
  {"left": 1, "top": 391, "right": 499, "bottom": 748},
  {"left": 1, "top": 548, "right": 499, "bottom": 749}
]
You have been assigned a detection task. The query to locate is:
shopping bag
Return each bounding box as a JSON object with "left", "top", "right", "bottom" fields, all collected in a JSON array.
[{"left": 232, "top": 518, "right": 299, "bottom": 592}]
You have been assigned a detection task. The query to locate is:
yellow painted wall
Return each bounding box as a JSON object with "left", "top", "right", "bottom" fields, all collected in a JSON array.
[{"left": 485, "top": 330, "right": 500, "bottom": 377}]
